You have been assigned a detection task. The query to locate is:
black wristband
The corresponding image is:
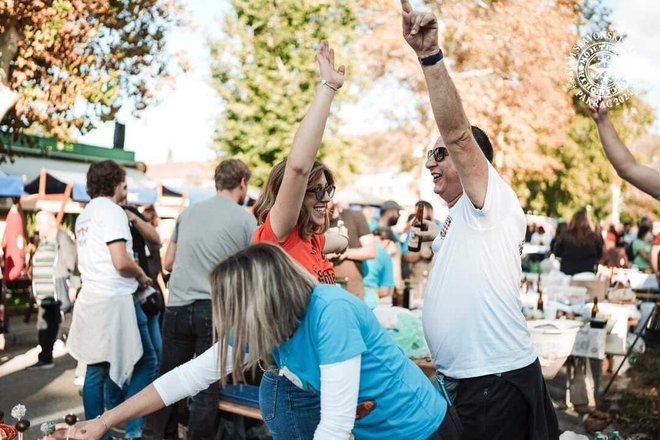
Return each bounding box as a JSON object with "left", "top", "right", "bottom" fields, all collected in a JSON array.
[{"left": 419, "top": 49, "right": 444, "bottom": 66}]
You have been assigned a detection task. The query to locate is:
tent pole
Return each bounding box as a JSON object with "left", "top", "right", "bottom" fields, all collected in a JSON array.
[
  {"left": 38, "top": 168, "right": 47, "bottom": 198},
  {"left": 56, "top": 183, "right": 73, "bottom": 225}
]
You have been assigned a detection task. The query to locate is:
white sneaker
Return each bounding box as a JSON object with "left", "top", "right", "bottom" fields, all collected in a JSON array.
[{"left": 54, "top": 339, "right": 66, "bottom": 352}]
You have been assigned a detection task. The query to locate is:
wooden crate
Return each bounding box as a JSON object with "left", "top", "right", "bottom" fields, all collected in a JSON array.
[{"left": 570, "top": 279, "right": 608, "bottom": 302}]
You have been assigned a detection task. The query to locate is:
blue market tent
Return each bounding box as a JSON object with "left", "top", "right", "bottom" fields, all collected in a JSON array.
[
  {"left": 0, "top": 170, "right": 24, "bottom": 197},
  {"left": 0, "top": 156, "right": 157, "bottom": 205}
]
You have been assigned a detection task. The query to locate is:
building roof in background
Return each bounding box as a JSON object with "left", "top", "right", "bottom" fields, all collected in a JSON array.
[
  {"left": 0, "top": 155, "right": 157, "bottom": 205},
  {"left": 146, "top": 161, "right": 216, "bottom": 189},
  {"left": 0, "top": 135, "right": 156, "bottom": 205},
  {"left": 3, "top": 135, "right": 136, "bottom": 165}
]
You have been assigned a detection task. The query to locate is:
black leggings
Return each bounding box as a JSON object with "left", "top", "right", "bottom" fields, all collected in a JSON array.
[{"left": 37, "top": 301, "right": 61, "bottom": 363}]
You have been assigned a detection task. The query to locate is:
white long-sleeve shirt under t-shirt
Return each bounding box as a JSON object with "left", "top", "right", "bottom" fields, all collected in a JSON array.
[
  {"left": 153, "top": 343, "right": 360, "bottom": 440},
  {"left": 423, "top": 162, "right": 537, "bottom": 379}
]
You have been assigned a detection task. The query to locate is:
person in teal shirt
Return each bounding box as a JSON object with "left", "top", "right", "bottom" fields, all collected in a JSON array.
[
  {"left": 224, "top": 243, "right": 456, "bottom": 439},
  {"left": 632, "top": 224, "right": 653, "bottom": 271},
  {"left": 363, "top": 227, "right": 396, "bottom": 309}
]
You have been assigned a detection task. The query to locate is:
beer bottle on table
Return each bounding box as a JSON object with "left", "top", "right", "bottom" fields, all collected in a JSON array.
[
  {"left": 408, "top": 202, "right": 427, "bottom": 252},
  {"left": 402, "top": 280, "right": 411, "bottom": 309},
  {"left": 591, "top": 297, "right": 599, "bottom": 319},
  {"left": 536, "top": 276, "right": 544, "bottom": 312},
  {"left": 527, "top": 277, "right": 535, "bottom": 294},
  {"left": 392, "top": 287, "right": 402, "bottom": 307}
]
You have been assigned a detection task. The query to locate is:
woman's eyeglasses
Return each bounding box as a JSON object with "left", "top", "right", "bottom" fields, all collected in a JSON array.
[
  {"left": 426, "top": 146, "right": 449, "bottom": 163},
  {"left": 305, "top": 184, "right": 336, "bottom": 201}
]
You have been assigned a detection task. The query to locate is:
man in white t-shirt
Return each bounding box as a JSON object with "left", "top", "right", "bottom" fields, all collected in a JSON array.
[
  {"left": 400, "top": 2, "right": 558, "bottom": 439},
  {"left": 68, "top": 160, "right": 154, "bottom": 440}
]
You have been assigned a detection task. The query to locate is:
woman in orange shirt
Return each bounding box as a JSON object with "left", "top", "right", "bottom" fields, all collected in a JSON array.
[
  {"left": 251, "top": 40, "right": 349, "bottom": 439},
  {"left": 252, "top": 40, "right": 347, "bottom": 283}
]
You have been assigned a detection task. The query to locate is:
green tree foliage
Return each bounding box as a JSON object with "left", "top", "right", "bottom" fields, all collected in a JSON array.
[{"left": 210, "top": 0, "right": 359, "bottom": 187}]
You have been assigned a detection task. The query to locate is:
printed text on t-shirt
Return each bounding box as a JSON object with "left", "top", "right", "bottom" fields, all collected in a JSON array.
[{"left": 317, "top": 269, "right": 336, "bottom": 284}]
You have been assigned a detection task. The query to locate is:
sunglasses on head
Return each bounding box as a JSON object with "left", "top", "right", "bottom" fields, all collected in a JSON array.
[
  {"left": 305, "top": 184, "right": 335, "bottom": 201},
  {"left": 427, "top": 146, "right": 449, "bottom": 163}
]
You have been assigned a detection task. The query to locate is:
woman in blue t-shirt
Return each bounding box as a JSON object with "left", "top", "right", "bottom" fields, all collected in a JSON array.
[{"left": 66, "top": 243, "right": 460, "bottom": 440}]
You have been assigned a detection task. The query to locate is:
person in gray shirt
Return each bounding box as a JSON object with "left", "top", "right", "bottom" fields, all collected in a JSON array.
[{"left": 152, "top": 159, "right": 256, "bottom": 440}]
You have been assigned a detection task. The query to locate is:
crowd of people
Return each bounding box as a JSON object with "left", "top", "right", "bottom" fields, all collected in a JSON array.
[
  {"left": 524, "top": 212, "right": 658, "bottom": 276},
  {"left": 1, "top": 2, "right": 659, "bottom": 440}
]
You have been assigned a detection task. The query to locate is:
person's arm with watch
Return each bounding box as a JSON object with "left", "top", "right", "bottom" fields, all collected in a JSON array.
[{"left": 400, "top": 0, "right": 489, "bottom": 209}]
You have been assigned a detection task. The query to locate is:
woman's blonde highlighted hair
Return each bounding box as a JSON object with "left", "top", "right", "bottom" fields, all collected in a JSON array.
[
  {"left": 209, "top": 243, "right": 317, "bottom": 385},
  {"left": 253, "top": 159, "right": 335, "bottom": 238}
]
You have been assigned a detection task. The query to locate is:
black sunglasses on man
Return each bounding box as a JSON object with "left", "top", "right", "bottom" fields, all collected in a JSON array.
[{"left": 427, "top": 146, "right": 449, "bottom": 163}]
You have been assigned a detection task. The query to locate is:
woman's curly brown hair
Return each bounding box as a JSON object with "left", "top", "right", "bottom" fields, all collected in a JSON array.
[{"left": 86, "top": 160, "right": 126, "bottom": 199}]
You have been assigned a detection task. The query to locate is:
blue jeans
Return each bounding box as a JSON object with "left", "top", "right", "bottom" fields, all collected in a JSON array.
[
  {"left": 105, "top": 300, "right": 159, "bottom": 438},
  {"left": 259, "top": 370, "right": 320, "bottom": 440},
  {"left": 82, "top": 362, "right": 111, "bottom": 440},
  {"left": 148, "top": 312, "right": 162, "bottom": 367}
]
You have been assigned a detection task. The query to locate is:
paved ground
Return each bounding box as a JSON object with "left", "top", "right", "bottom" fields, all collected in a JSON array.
[
  {"left": 0, "top": 314, "right": 610, "bottom": 440},
  {"left": 547, "top": 367, "right": 591, "bottom": 437},
  {"left": 1, "top": 353, "right": 592, "bottom": 438},
  {"left": 0, "top": 314, "right": 83, "bottom": 440},
  {"left": 0, "top": 345, "right": 83, "bottom": 439}
]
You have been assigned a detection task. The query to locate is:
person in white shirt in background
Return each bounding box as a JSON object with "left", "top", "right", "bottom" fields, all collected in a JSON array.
[
  {"left": 400, "top": 1, "right": 558, "bottom": 439},
  {"left": 530, "top": 225, "right": 553, "bottom": 247},
  {"left": 67, "top": 160, "right": 153, "bottom": 440}
]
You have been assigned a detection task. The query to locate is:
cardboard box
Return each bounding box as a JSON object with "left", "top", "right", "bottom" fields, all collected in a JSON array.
[{"left": 570, "top": 279, "right": 608, "bottom": 301}]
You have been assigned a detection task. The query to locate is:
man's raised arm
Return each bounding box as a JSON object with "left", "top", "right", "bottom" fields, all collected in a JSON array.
[{"left": 400, "top": 0, "right": 488, "bottom": 208}]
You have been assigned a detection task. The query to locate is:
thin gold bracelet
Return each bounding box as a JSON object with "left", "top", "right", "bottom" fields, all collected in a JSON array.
[
  {"left": 321, "top": 80, "right": 338, "bottom": 92},
  {"left": 96, "top": 414, "right": 109, "bottom": 431}
]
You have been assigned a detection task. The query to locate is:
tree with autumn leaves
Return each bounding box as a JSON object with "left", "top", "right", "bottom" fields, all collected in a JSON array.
[
  {"left": 0, "top": 0, "right": 183, "bottom": 161},
  {"left": 354, "top": 0, "right": 657, "bottom": 218},
  {"left": 0, "top": 0, "right": 654, "bottom": 218},
  {"left": 211, "top": 0, "right": 656, "bottom": 218}
]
